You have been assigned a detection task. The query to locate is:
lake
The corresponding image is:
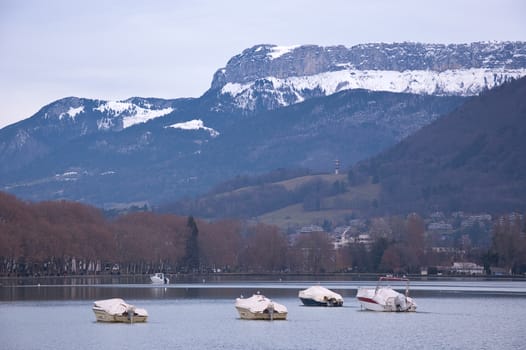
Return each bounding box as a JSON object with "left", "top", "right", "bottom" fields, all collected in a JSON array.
[{"left": 1, "top": 277, "right": 525, "bottom": 349}]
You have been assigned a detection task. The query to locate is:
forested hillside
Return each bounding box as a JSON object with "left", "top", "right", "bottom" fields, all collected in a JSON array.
[
  {"left": 354, "top": 76, "right": 526, "bottom": 214},
  {"left": 164, "top": 77, "right": 526, "bottom": 228}
]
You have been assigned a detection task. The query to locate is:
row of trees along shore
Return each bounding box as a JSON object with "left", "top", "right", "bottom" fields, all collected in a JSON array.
[{"left": 1, "top": 192, "right": 525, "bottom": 276}]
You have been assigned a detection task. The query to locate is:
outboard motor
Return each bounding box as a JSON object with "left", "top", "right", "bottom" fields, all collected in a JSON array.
[
  {"left": 268, "top": 302, "right": 275, "bottom": 321},
  {"left": 127, "top": 306, "right": 135, "bottom": 323}
]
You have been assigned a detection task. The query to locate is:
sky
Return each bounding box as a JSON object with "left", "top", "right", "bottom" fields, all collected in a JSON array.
[{"left": 1, "top": 0, "right": 525, "bottom": 129}]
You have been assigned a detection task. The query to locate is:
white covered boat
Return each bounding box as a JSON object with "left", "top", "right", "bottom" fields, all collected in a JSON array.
[
  {"left": 92, "top": 298, "right": 148, "bottom": 323},
  {"left": 150, "top": 272, "right": 169, "bottom": 284},
  {"left": 235, "top": 293, "right": 288, "bottom": 320},
  {"left": 356, "top": 276, "right": 417, "bottom": 312},
  {"left": 299, "top": 285, "right": 344, "bottom": 306}
]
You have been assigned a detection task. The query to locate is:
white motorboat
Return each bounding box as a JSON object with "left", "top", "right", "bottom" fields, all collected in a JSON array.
[
  {"left": 150, "top": 272, "right": 169, "bottom": 284},
  {"left": 92, "top": 298, "right": 148, "bottom": 323},
  {"left": 299, "top": 285, "right": 344, "bottom": 306},
  {"left": 356, "top": 276, "right": 417, "bottom": 312},
  {"left": 235, "top": 293, "right": 288, "bottom": 320}
]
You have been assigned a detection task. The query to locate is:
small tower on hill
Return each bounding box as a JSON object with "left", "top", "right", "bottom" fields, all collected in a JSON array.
[{"left": 334, "top": 159, "right": 340, "bottom": 175}]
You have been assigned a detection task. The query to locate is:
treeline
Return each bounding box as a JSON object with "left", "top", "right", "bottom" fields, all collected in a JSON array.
[
  {"left": 0, "top": 191, "right": 185, "bottom": 275},
  {"left": 2, "top": 191, "right": 525, "bottom": 276},
  {"left": 0, "top": 191, "right": 343, "bottom": 276}
]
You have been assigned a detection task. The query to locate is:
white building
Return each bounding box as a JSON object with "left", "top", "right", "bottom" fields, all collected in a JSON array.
[{"left": 450, "top": 262, "right": 484, "bottom": 275}]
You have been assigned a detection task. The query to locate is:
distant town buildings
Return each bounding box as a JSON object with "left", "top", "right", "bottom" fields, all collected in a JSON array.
[
  {"left": 427, "top": 222, "right": 453, "bottom": 231},
  {"left": 450, "top": 262, "right": 484, "bottom": 275},
  {"left": 299, "top": 224, "right": 324, "bottom": 234},
  {"left": 295, "top": 210, "right": 525, "bottom": 276}
]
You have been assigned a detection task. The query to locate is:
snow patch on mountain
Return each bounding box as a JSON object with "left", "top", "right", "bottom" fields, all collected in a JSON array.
[
  {"left": 59, "top": 106, "right": 85, "bottom": 120},
  {"left": 268, "top": 45, "right": 300, "bottom": 59},
  {"left": 94, "top": 101, "right": 173, "bottom": 129},
  {"left": 166, "top": 119, "right": 220, "bottom": 137},
  {"left": 221, "top": 68, "right": 526, "bottom": 110}
]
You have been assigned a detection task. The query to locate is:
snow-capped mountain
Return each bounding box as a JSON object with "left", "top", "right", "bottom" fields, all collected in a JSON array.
[
  {"left": 0, "top": 96, "right": 190, "bottom": 175},
  {"left": 218, "top": 67, "right": 524, "bottom": 111},
  {"left": 1, "top": 41, "right": 525, "bottom": 208},
  {"left": 38, "top": 96, "right": 177, "bottom": 132},
  {"left": 94, "top": 100, "right": 174, "bottom": 130},
  {"left": 210, "top": 42, "right": 526, "bottom": 112}
]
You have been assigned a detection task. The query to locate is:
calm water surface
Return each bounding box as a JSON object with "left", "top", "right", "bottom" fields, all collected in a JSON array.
[{"left": 1, "top": 278, "right": 525, "bottom": 350}]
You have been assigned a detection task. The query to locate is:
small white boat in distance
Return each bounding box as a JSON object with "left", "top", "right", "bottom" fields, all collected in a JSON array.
[
  {"left": 356, "top": 276, "right": 417, "bottom": 312},
  {"left": 150, "top": 272, "right": 169, "bottom": 284},
  {"left": 92, "top": 298, "right": 148, "bottom": 323},
  {"left": 235, "top": 293, "right": 288, "bottom": 320},
  {"left": 299, "top": 285, "right": 344, "bottom": 306}
]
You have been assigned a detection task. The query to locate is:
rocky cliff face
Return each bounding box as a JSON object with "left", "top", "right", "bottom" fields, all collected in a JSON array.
[
  {"left": 209, "top": 42, "right": 526, "bottom": 113},
  {"left": 212, "top": 42, "right": 526, "bottom": 86}
]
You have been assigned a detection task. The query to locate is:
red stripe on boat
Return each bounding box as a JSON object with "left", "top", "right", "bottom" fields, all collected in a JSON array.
[{"left": 357, "top": 297, "right": 379, "bottom": 304}]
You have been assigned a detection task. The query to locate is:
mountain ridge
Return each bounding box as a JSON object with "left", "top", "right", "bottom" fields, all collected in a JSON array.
[
  {"left": 1, "top": 41, "right": 524, "bottom": 208},
  {"left": 208, "top": 41, "right": 526, "bottom": 113},
  {"left": 1, "top": 89, "right": 464, "bottom": 206},
  {"left": 212, "top": 42, "right": 526, "bottom": 87}
]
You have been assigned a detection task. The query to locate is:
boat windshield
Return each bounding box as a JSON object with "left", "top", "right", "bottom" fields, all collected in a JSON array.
[{"left": 376, "top": 276, "right": 410, "bottom": 296}]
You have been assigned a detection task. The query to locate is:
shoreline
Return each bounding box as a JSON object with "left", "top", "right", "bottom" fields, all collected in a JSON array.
[{"left": 1, "top": 272, "right": 525, "bottom": 283}]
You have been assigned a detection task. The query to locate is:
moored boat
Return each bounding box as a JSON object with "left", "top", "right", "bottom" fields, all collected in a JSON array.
[
  {"left": 299, "top": 285, "right": 343, "bottom": 306},
  {"left": 356, "top": 276, "right": 417, "bottom": 312},
  {"left": 235, "top": 293, "right": 288, "bottom": 320},
  {"left": 92, "top": 298, "right": 148, "bottom": 323},
  {"left": 150, "top": 272, "right": 169, "bottom": 284}
]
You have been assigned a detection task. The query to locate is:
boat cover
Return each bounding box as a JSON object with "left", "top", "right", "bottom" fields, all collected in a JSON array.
[
  {"left": 93, "top": 298, "right": 148, "bottom": 316},
  {"left": 235, "top": 294, "right": 287, "bottom": 313},
  {"left": 298, "top": 286, "right": 343, "bottom": 303}
]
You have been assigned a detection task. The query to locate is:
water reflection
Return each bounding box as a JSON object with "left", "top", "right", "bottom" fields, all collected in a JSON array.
[{"left": 2, "top": 275, "right": 526, "bottom": 302}]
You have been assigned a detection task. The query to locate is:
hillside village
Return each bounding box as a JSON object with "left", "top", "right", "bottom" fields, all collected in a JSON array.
[{"left": 300, "top": 210, "right": 524, "bottom": 276}]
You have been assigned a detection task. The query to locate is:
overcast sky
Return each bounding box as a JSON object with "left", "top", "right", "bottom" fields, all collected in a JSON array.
[{"left": 1, "top": 0, "right": 525, "bottom": 128}]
